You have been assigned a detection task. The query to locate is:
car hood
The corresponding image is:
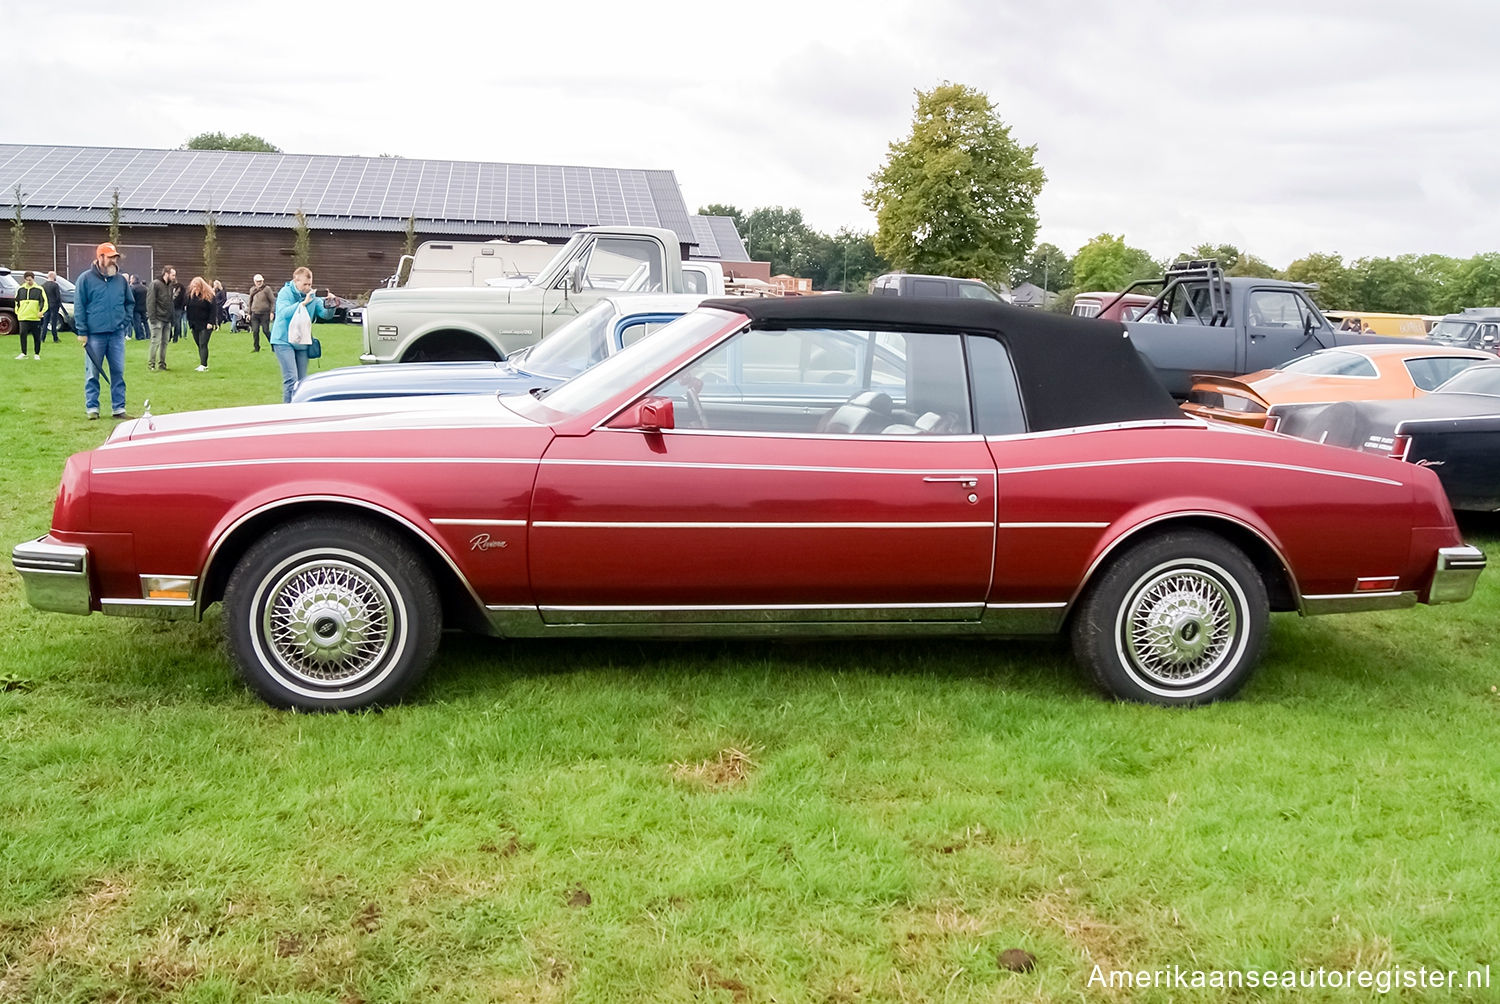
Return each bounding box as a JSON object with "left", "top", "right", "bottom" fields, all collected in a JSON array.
[
  {"left": 107, "top": 393, "right": 537, "bottom": 446},
  {"left": 292, "top": 360, "right": 528, "bottom": 402}
]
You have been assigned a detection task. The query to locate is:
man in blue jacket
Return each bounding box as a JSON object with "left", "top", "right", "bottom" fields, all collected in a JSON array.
[{"left": 74, "top": 242, "right": 135, "bottom": 419}]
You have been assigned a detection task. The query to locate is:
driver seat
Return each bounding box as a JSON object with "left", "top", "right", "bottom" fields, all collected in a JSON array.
[{"left": 817, "top": 391, "right": 893, "bottom": 435}]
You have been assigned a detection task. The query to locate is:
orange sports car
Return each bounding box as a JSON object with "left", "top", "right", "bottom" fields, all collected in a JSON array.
[{"left": 1181, "top": 343, "right": 1495, "bottom": 427}]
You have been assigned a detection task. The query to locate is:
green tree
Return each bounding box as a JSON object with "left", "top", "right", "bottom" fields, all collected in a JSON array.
[
  {"left": 1284, "top": 253, "right": 1355, "bottom": 310},
  {"left": 203, "top": 208, "right": 219, "bottom": 281},
  {"left": 1448, "top": 253, "right": 1500, "bottom": 311},
  {"left": 1228, "top": 253, "right": 1281, "bottom": 279},
  {"left": 697, "top": 203, "right": 747, "bottom": 237},
  {"left": 184, "top": 132, "right": 281, "bottom": 153},
  {"left": 864, "top": 82, "right": 1045, "bottom": 286},
  {"left": 292, "top": 209, "right": 311, "bottom": 270},
  {"left": 108, "top": 188, "right": 121, "bottom": 248},
  {"left": 1406, "top": 253, "right": 1463, "bottom": 313},
  {"left": 402, "top": 213, "right": 418, "bottom": 257},
  {"left": 1071, "top": 234, "right": 1161, "bottom": 292},
  {"left": 1351, "top": 256, "right": 1433, "bottom": 314},
  {"left": 9, "top": 185, "right": 24, "bottom": 266},
  {"left": 1178, "top": 243, "right": 1242, "bottom": 271},
  {"left": 1013, "top": 242, "right": 1072, "bottom": 291},
  {"left": 743, "top": 205, "right": 821, "bottom": 276}
]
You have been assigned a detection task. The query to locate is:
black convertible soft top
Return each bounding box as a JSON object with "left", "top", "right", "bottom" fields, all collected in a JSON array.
[{"left": 701, "top": 295, "right": 1181, "bottom": 432}]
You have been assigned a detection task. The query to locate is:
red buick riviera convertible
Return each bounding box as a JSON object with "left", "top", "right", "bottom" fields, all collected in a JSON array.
[{"left": 12, "top": 298, "right": 1486, "bottom": 711}]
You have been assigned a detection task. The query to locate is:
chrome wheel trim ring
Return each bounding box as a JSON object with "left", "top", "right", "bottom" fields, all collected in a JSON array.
[
  {"left": 247, "top": 547, "right": 410, "bottom": 700},
  {"left": 1112, "top": 557, "right": 1249, "bottom": 699}
]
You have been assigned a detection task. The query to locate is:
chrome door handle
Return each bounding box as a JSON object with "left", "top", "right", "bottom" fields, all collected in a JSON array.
[{"left": 923, "top": 476, "right": 979, "bottom": 488}]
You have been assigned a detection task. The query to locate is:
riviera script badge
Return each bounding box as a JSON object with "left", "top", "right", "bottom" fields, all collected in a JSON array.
[{"left": 468, "top": 534, "right": 509, "bottom": 552}]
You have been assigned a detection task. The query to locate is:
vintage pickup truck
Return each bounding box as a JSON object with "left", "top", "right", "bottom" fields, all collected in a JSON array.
[
  {"left": 1115, "top": 260, "right": 1409, "bottom": 397},
  {"left": 361, "top": 225, "right": 725, "bottom": 362}
]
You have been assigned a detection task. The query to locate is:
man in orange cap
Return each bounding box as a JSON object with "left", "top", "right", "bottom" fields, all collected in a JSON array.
[{"left": 73, "top": 242, "right": 136, "bottom": 419}]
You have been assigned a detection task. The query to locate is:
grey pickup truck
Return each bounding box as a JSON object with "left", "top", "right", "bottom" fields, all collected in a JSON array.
[{"left": 1114, "top": 260, "right": 1409, "bottom": 397}]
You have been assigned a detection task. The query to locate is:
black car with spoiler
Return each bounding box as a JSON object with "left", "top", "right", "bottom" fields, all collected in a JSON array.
[{"left": 1268, "top": 363, "right": 1500, "bottom": 511}]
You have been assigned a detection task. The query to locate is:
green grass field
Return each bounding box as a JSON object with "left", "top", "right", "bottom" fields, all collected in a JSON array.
[{"left": 1, "top": 328, "right": 1497, "bottom": 1002}]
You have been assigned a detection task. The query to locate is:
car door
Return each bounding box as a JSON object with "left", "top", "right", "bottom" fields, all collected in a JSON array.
[
  {"left": 1244, "top": 289, "right": 1325, "bottom": 372},
  {"left": 528, "top": 325, "right": 997, "bottom": 623}
]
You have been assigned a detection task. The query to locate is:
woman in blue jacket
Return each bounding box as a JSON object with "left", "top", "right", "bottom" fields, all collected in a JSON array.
[{"left": 269, "top": 266, "right": 335, "bottom": 402}]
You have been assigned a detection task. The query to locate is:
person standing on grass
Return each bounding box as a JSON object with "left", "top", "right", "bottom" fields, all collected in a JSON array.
[
  {"left": 269, "top": 266, "right": 335, "bottom": 402},
  {"left": 41, "top": 270, "right": 63, "bottom": 342},
  {"left": 171, "top": 275, "right": 186, "bottom": 343},
  {"left": 246, "top": 273, "right": 274, "bottom": 352},
  {"left": 74, "top": 242, "right": 134, "bottom": 420},
  {"left": 185, "top": 276, "right": 218, "bottom": 371},
  {"left": 14, "top": 271, "right": 47, "bottom": 360},
  {"left": 129, "top": 273, "right": 150, "bottom": 340},
  {"left": 212, "top": 279, "right": 228, "bottom": 325},
  {"left": 146, "top": 265, "right": 175, "bottom": 371}
]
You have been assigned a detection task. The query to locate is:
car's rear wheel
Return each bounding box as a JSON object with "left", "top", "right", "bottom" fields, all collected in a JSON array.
[
  {"left": 0, "top": 310, "right": 16, "bottom": 336},
  {"left": 223, "top": 517, "right": 441, "bottom": 711},
  {"left": 1071, "top": 531, "right": 1268, "bottom": 706}
]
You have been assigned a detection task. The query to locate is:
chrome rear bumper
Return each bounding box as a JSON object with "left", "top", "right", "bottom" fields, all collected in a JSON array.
[
  {"left": 11, "top": 537, "right": 93, "bottom": 615},
  {"left": 1429, "top": 545, "right": 1486, "bottom": 604}
]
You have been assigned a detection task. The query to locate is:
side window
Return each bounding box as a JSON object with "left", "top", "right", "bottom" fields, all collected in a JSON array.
[
  {"left": 648, "top": 328, "right": 971, "bottom": 436},
  {"left": 682, "top": 269, "right": 708, "bottom": 295},
  {"left": 1247, "top": 290, "right": 1303, "bottom": 327},
  {"left": 1405, "top": 357, "right": 1481, "bottom": 392},
  {"left": 911, "top": 278, "right": 950, "bottom": 297},
  {"left": 957, "top": 281, "right": 1000, "bottom": 301},
  {"left": 966, "top": 335, "right": 1026, "bottom": 435},
  {"left": 575, "top": 238, "right": 665, "bottom": 292}
]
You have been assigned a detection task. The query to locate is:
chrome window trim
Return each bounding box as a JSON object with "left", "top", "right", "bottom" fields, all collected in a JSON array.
[
  {"left": 589, "top": 426, "right": 985, "bottom": 443},
  {"left": 198, "top": 494, "right": 490, "bottom": 624},
  {"left": 985, "top": 418, "right": 1204, "bottom": 443}
]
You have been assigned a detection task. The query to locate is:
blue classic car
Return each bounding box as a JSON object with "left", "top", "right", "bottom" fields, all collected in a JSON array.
[{"left": 291, "top": 293, "right": 706, "bottom": 402}]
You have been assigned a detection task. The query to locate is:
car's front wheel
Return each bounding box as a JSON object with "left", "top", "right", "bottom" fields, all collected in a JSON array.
[
  {"left": 223, "top": 517, "right": 441, "bottom": 711},
  {"left": 1071, "top": 531, "right": 1269, "bottom": 706}
]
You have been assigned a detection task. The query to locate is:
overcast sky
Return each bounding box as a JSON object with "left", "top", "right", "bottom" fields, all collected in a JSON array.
[{"left": 22, "top": 1, "right": 1500, "bottom": 268}]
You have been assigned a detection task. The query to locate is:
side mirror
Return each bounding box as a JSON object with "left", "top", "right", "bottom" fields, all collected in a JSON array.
[
  {"left": 610, "top": 395, "right": 675, "bottom": 431},
  {"left": 566, "top": 261, "right": 586, "bottom": 294}
]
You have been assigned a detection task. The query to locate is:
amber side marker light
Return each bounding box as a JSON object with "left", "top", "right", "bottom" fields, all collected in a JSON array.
[{"left": 141, "top": 576, "right": 195, "bottom": 601}]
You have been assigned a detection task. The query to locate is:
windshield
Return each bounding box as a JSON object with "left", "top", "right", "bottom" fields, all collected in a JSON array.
[
  {"left": 520, "top": 300, "right": 617, "bottom": 379},
  {"left": 0, "top": 274, "right": 17, "bottom": 295},
  {"left": 1428, "top": 320, "right": 1478, "bottom": 342},
  {"left": 1435, "top": 365, "right": 1500, "bottom": 396},
  {"left": 538, "top": 309, "right": 743, "bottom": 416},
  {"left": 1278, "top": 349, "right": 1378, "bottom": 377}
]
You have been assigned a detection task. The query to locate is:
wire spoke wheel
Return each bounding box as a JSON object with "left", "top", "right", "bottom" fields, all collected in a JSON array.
[
  {"left": 225, "top": 518, "right": 441, "bottom": 711},
  {"left": 262, "top": 558, "right": 396, "bottom": 686},
  {"left": 1119, "top": 564, "right": 1238, "bottom": 686}
]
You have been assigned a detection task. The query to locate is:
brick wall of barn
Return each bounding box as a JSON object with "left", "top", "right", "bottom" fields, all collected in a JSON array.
[{"left": 8, "top": 223, "right": 564, "bottom": 297}]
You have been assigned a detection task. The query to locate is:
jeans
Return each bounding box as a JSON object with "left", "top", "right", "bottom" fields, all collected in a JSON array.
[
  {"left": 148, "top": 319, "right": 172, "bottom": 369},
  {"left": 273, "top": 343, "right": 308, "bottom": 402},
  {"left": 42, "top": 306, "right": 62, "bottom": 341},
  {"left": 131, "top": 312, "right": 149, "bottom": 340},
  {"left": 83, "top": 332, "right": 128, "bottom": 415}
]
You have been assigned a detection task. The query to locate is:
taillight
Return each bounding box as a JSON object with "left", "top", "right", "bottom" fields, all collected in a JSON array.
[
  {"left": 1389, "top": 435, "right": 1411, "bottom": 461},
  {"left": 1263, "top": 414, "right": 1281, "bottom": 433}
]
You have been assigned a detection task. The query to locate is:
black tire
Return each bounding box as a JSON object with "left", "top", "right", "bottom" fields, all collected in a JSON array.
[
  {"left": 223, "top": 516, "right": 441, "bottom": 711},
  {"left": 1071, "top": 531, "right": 1269, "bottom": 706},
  {"left": 0, "top": 310, "right": 16, "bottom": 336}
]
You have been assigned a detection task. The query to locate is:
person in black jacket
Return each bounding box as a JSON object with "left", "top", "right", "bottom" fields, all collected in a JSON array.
[
  {"left": 41, "top": 271, "right": 64, "bottom": 342},
  {"left": 129, "top": 274, "right": 149, "bottom": 340},
  {"left": 212, "top": 279, "right": 228, "bottom": 325},
  {"left": 171, "top": 279, "right": 186, "bottom": 342},
  {"left": 184, "top": 276, "right": 218, "bottom": 370}
]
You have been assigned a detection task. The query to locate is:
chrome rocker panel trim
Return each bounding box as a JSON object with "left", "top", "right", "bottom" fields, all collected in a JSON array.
[{"left": 1300, "top": 591, "right": 1417, "bottom": 615}]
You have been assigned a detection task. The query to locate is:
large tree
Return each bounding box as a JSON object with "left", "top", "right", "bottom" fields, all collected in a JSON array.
[
  {"left": 184, "top": 132, "right": 281, "bottom": 153},
  {"left": 1070, "top": 233, "right": 1161, "bottom": 293},
  {"left": 1013, "top": 242, "right": 1072, "bottom": 291},
  {"left": 1351, "top": 256, "right": 1434, "bottom": 314},
  {"left": 697, "top": 203, "right": 747, "bottom": 237},
  {"left": 864, "top": 82, "right": 1044, "bottom": 286},
  {"left": 1284, "top": 253, "right": 1356, "bottom": 310},
  {"left": 1449, "top": 253, "right": 1500, "bottom": 312},
  {"left": 743, "top": 205, "right": 822, "bottom": 277}
]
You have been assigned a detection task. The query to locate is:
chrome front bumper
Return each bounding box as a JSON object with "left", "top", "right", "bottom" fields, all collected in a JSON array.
[
  {"left": 1429, "top": 545, "right": 1486, "bottom": 604},
  {"left": 11, "top": 537, "right": 93, "bottom": 615}
]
